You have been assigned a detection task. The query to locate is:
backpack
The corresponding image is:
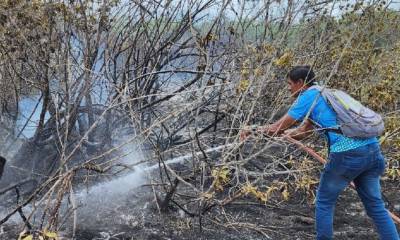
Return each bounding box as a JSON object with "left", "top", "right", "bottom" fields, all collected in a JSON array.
[{"left": 307, "top": 85, "right": 384, "bottom": 138}]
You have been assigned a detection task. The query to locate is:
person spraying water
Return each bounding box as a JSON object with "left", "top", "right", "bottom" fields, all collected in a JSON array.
[{"left": 241, "top": 66, "right": 399, "bottom": 240}]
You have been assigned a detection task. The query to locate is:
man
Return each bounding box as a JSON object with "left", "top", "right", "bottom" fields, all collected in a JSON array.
[{"left": 241, "top": 66, "right": 399, "bottom": 240}]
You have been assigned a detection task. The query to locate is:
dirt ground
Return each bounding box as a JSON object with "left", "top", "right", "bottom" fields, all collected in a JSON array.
[{"left": 2, "top": 179, "right": 399, "bottom": 240}]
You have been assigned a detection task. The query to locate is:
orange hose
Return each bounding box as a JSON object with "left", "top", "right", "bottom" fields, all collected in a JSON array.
[{"left": 285, "top": 136, "right": 400, "bottom": 225}]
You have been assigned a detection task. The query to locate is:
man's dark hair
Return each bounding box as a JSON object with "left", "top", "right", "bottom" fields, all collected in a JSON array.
[{"left": 287, "top": 66, "right": 316, "bottom": 86}]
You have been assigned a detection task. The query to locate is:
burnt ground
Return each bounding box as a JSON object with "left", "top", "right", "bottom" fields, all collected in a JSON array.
[
  {"left": 1, "top": 179, "right": 399, "bottom": 240},
  {"left": 1, "top": 138, "right": 399, "bottom": 240},
  {"left": 72, "top": 182, "right": 399, "bottom": 240}
]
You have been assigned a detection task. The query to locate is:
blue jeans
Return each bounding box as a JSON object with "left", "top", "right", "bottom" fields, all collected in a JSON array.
[{"left": 316, "top": 143, "right": 399, "bottom": 240}]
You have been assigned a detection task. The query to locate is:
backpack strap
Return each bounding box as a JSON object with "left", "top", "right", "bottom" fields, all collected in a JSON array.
[
  {"left": 299, "top": 86, "right": 321, "bottom": 126},
  {"left": 304, "top": 85, "right": 344, "bottom": 135}
]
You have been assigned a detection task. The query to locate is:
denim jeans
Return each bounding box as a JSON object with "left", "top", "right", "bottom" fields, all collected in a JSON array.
[{"left": 315, "top": 142, "right": 400, "bottom": 240}]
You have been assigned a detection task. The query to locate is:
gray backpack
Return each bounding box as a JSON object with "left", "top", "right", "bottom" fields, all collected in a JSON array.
[{"left": 308, "top": 85, "right": 384, "bottom": 138}]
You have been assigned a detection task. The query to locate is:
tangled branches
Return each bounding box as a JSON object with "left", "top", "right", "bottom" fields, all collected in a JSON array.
[{"left": 0, "top": 0, "right": 399, "bottom": 239}]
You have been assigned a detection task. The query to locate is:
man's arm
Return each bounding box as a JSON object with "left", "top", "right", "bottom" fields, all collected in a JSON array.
[
  {"left": 283, "top": 119, "right": 314, "bottom": 140},
  {"left": 240, "top": 116, "right": 313, "bottom": 140},
  {"left": 261, "top": 114, "right": 297, "bottom": 136}
]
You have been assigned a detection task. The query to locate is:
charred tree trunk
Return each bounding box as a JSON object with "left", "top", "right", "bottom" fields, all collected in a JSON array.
[{"left": 0, "top": 156, "right": 5, "bottom": 180}]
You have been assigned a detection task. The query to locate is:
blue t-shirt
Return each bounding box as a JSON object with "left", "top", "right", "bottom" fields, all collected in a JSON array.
[{"left": 287, "top": 88, "right": 378, "bottom": 153}]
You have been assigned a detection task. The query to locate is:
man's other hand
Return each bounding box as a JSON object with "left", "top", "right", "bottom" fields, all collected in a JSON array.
[{"left": 240, "top": 126, "right": 253, "bottom": 141}]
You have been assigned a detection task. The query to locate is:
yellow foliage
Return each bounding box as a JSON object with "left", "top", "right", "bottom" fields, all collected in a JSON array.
[
  {"left": 381, "top": 115, "right": 400, "bottom": 149},
  {"left": 200, "top": 192, "right": 215, "bottom": 200},
  {"left": 242, "top": 59, "right": 251, "bottom": 68},
  {"left": 205, "top": 33, "right": 218, "bottom": 42},
  {"left": 211, "top": 166, "right": 230, "bottom": 191},
  {"left": 258, "top": 186, "right": 278, "bottom": 203},
  {"left": 255, "top": 191, "right": 269, "bottom": 202},
  {"left": 236, "top": 79, "right": 250, "bottom": 93},
  {"left": 282, "top": 188, "right": 290, "bottom": 201},
  {"left": 241, "top": 182, "right": 290, "bottom": 203},
  {"left": 381, "top": 115, "right": 400, "bottom": 180},
  {"left": 262, "top": 43, "right": 275, "bottom": 56},
  {"left": 254, "top": 67, "right": 263, "bottom": 77},
  {"left": 18, "top": 230, "right": 58, "bottom": 240},
  {"left": 274, "top": 51, "right": 294, "bottom": 67},
  {"left": 240, "top": 68, "right": 250, "bottom": 77},
  {"left": 241, "top": 183, "right": 258, "bottom": 195},
  {"left": 296, "top": 176, "right": 319, "bottom": 191},
  {"left": 386, "top": 168, "right": 400, "bottom": 180},
  {"left": 43, "top": 230, "right": 58, "bottom": 239},
  {"left": 232, "top": 6, "right": 400, "bottom": 205}
]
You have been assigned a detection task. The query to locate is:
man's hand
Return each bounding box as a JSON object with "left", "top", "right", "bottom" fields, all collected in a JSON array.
[
  {"left": 258, "top": 125, "right": 280, "bottom": 136},
  {"left": 283, "top": 128, "right": 298, "bottom": 138},
  {"left": 240, "top": 125, "right": 278, "bottom": 141},
  {"left": 240, "top": 114, "right": 299, "bottom": 141},
  {"left": 282, "top": 120, "right": 314, "bottom": 140},
  {"left": 240, "top": 126, "right": 253, "bottom": 141}
]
